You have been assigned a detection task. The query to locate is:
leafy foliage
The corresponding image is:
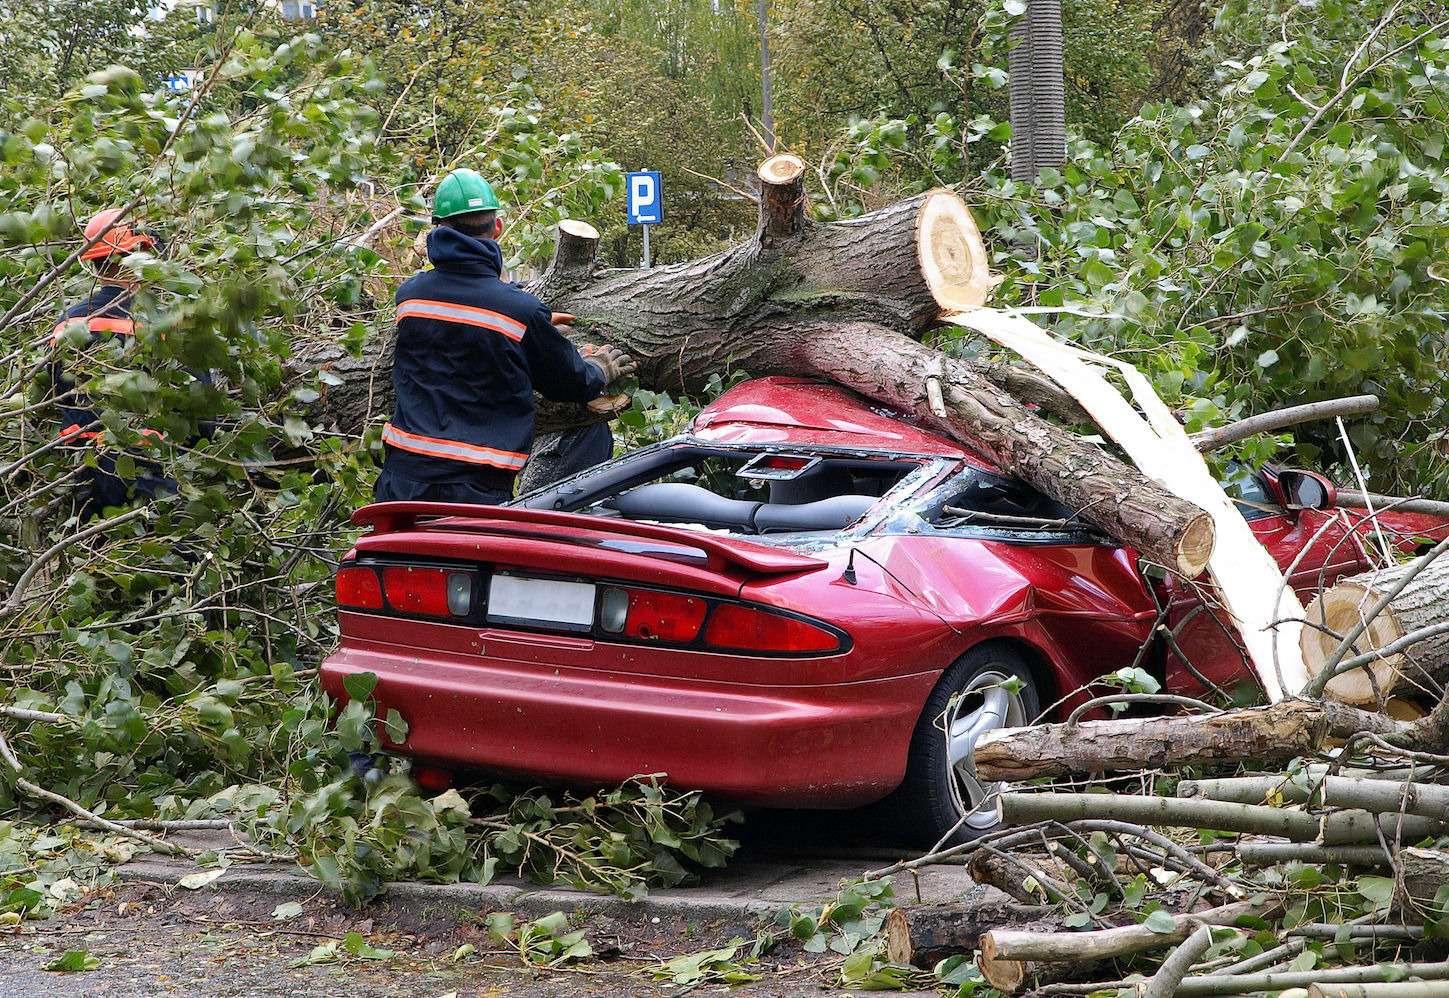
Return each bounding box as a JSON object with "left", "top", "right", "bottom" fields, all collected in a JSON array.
[
  {"left": 485, "top": 910, "right": 594, "bottom": 967},
  {"left": 0, "top": 0, "right": 1445, "bottom": 937},
  {"left": 474, "top": 777, "right": 741, "bottom": 899},
  {"left": 0, "top": 19, "right": 719, "bottom": 910},
  {"left": 252, "top": 676, "right": 740, "bottom": 903},
  {"left": 823, "top": 0, "right": 1449, "bottom": 490}
]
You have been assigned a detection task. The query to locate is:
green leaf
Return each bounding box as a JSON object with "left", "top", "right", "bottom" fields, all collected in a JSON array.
[
  {"left": 1357, "top": 875, "right": 1395, "bottom": 911},
  {"left": 44, "top": 950, "right": 100, "bottom": 972},
  {"left": 342, "top": 931, "right": 394, "bottom": 960},
  {"left": 291, "top": 942, "right": 340, "bottom": 967},
  {"left": 383, "top": 708, "right": 408, "bottom": 744},
  {"left": 1144, "top": 910, "right": 1178, "bottom": 934},
  {"left": 342, "top": 671, "right": 378, "bottom": 702},
  {"left": 272, "top": 901, "right": 304, "bottom": 920},
  {"left": 2, "top": 887, "right": 44, "bottom": 914},
  {"left": 1082, "top": 256, "right": 1116, "bottom": 289},
  {"left": 178, "top": 868, "right": 226, "bottom": 890},
  {"left": 1105, "top": 667, "right": 1161, "bottom": 695}
]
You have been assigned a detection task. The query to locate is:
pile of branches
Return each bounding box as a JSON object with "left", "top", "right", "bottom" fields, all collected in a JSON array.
[
  {"left": 875, "top": 537, "right": 1449, "bottom": 996},
  {"left": 881, "top": 756, "right": 1449, "bottom": 995}
]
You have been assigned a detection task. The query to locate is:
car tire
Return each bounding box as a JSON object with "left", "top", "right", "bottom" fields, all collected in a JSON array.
[{"left": 891, "top": 643, "right": 1040, "bottom": 847}]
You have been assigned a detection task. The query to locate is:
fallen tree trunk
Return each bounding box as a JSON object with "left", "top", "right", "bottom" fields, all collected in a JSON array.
[
  {"left": 1311, "top": 775, "right": 1449, "bottom": 820},
  {"left": 973, "top": 700, "right": 1409, "bottom": 783},
  {"left": 998, "top": 791, "right": 1321, "bottom": 839},
  {"left": 1311, "top": 985, "right": 1449, "bottom": 998},
  {"left": 1238, "top": 842, "right": 1392, "bottom": 867},
  {"left": 883, "top": 900, "right": 1050, "bottom": 969},
  {"left": 977, "top": 900, "right": 1271, "bottom": 993},
  {"left": 945, "top": 308, "right": 1308, "bottom": 698},
  {"left": 1175, "top": 962, "right": 1449, "bottom": 996},
  {"left": 1316, "top": 810, "right": 1448, "bottom": 846},
  {"left": 296, "top": 155, "right": 1216, "bottom": 576},
  {"left": 1302, "top": 559, "right": 1449, "bottom": 705}
]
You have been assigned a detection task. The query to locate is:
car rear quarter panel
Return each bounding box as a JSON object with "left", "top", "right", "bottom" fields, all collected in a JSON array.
[{"left": 744, "top": 534, "right": 1159, "bottom": 711}]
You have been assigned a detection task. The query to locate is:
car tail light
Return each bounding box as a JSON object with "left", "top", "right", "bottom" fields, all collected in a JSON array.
[
  {"left": 703, "top": 603, "right": 842, "bottom": 654},
  {"left": 381, "top": 566, "right": 472, "bottom": 618},
  {"left": 335, "top": 565, "right": 383, "bottom": 610},
  {"left": 599, "top": 586, "right": 707, "bottom": 642}
]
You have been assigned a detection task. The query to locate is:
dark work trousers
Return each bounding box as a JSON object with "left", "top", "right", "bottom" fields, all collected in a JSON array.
[
  {"left": 82, "top": 454, "right": 177, "bottom": 520},
  {"left": 526, "top": 423, "right": 614, "bottom": 485},
  {"left": 373, "top": 469, "right": 512, "bottom": 505}
]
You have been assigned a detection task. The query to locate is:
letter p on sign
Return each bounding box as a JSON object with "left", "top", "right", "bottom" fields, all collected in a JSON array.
[{"left": 626, "top": 171, "right": 662, "bottom": 225}]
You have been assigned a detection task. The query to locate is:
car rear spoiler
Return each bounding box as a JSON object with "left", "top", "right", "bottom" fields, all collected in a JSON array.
[{"left": 351, "top": 501, "right": 827, "bottom": 577}]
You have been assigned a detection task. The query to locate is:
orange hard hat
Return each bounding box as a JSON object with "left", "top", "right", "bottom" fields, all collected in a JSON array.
[{"left": 80, "top": 209, "right": 158, "bottom": 262}]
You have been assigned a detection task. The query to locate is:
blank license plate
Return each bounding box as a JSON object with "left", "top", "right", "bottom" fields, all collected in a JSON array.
[{"left": 487, "top": 575, "right": 596, "bottom": 631}]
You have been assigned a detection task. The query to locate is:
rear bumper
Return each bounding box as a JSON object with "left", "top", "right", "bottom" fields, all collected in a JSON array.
[{"left": 320, "top": 638, "right": 936, "bottom": 807}]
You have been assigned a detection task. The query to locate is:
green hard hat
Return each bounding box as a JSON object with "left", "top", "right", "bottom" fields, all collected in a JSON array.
[{"left": 432, "top": 168, "right": 501, "bottom": 219}]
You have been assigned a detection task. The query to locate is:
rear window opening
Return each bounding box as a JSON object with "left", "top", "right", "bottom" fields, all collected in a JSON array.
[
  {"left": 928, "top": 469, "right": 1082, "bottom": 531},
  {"left": 525, "top": 446, "right": 921, "bottom": 535}
]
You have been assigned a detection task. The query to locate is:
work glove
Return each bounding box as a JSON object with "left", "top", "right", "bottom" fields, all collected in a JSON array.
[
  {"left": 583, "top": 344, "right": 638, "bottom": 384},
  {"left": 550, "top": 312, "right": 576, "bottom": 326}
]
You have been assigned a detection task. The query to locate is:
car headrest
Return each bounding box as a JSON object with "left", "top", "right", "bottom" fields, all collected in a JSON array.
[
  {"left": 604, "top": 482, "right": 761, "bottom": 531},
  {"left": 753, "top": 495, "right": 877, "bottom": 534}
]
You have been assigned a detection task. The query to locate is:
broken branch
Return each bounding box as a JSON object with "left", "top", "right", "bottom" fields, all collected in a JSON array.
[{"left": 1190, "top": 395, "right": 1380, "bottom": 451}]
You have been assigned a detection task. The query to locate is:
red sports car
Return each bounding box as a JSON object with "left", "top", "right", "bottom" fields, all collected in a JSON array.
[{"left": 322, "top": 377, "right": 1447, "bottom": 842}]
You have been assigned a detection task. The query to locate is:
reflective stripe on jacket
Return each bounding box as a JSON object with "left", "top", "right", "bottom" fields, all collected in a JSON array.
[
  {"left": 52, "top": 285, "right": 133, "bottom": 439},
  {"left": 51, "top": 286, "right": 207, "bottom": 445},
  {"left": 385, "top": 227, "right": 605, "bottom": 479}
]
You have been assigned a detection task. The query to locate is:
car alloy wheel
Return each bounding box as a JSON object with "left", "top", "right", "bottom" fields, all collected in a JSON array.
[{"left": 943, "top": 669, "right": 1028, "bottom": 831}]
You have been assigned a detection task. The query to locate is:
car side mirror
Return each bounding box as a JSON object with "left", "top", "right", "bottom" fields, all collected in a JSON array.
[{"left": 1276, "top": 469, "right": 1336, "bottom": 510}]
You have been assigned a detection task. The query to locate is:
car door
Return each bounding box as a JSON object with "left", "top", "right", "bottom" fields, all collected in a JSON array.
[{"left": 1159, "top": 465, "right": 1371, "bottom": 697}]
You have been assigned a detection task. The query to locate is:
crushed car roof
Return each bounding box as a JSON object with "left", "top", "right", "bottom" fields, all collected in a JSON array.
[{"left": 690, "top": 377, "right": 982, "bottom": 461}]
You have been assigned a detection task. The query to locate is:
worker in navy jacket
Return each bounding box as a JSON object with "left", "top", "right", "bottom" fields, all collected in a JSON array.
[
  {"left": 376, "top": 169, "right": 636, "bottom": 504},
  {"left": 52, "top": 209, "right": 180, "bottom": 518}
]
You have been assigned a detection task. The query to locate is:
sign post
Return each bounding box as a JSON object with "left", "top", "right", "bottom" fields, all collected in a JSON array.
[
  {"left": 163, "top": 69, "right": 201, "bottom": 92},
  {"left": 625, "top": 170, "right": 662, "bottom": 268}
]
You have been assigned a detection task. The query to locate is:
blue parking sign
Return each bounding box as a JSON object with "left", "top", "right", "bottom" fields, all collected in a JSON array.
[{"left": 626, "top": 171, "right": 663, "bottom": 225}]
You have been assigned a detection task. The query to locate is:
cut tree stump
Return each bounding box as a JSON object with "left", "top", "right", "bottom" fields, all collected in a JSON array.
[
  {"left": 967, "top": 849, "right": 1057, "bottom": 904},
  {"left": 1399, "top": 847, "right": 1449, "bottom": 913},
  {"left": 883, "top": 900, "right": 1050, "bottom": 969},
  {"left": 972, "top": 699, "right": 1409, "bottom": 783},
  {"left": 296, "top": 155, "right": 1216, "bottom": 576},
  {"left": 1302, "top": 560, "right": 1449, "bottom": 705}
]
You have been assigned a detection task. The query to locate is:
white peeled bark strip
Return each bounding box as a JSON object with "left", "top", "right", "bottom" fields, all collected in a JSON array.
[{"left": 945, "top": 307, "right": 1308, "bottom": 701}]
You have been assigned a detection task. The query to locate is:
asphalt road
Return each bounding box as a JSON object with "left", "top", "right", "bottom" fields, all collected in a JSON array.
[{"left": 0, "top": 811, "right": 977, "bottom": 996}]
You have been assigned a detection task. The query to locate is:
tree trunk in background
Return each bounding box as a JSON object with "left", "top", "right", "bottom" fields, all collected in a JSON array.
[
  {"left": 1009, "top": 0, "right": 1066, "bottom": 181},
  {"left": 295, "top": 155, "right": 1216, "bottom": 575},
  {"left": 756, "top": 0, "right": 774, "bottom": 152}
]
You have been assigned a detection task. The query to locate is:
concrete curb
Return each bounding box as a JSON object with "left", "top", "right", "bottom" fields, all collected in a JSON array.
[{"left": 120, "top": 859, "right": 781, "bottom": 928}]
